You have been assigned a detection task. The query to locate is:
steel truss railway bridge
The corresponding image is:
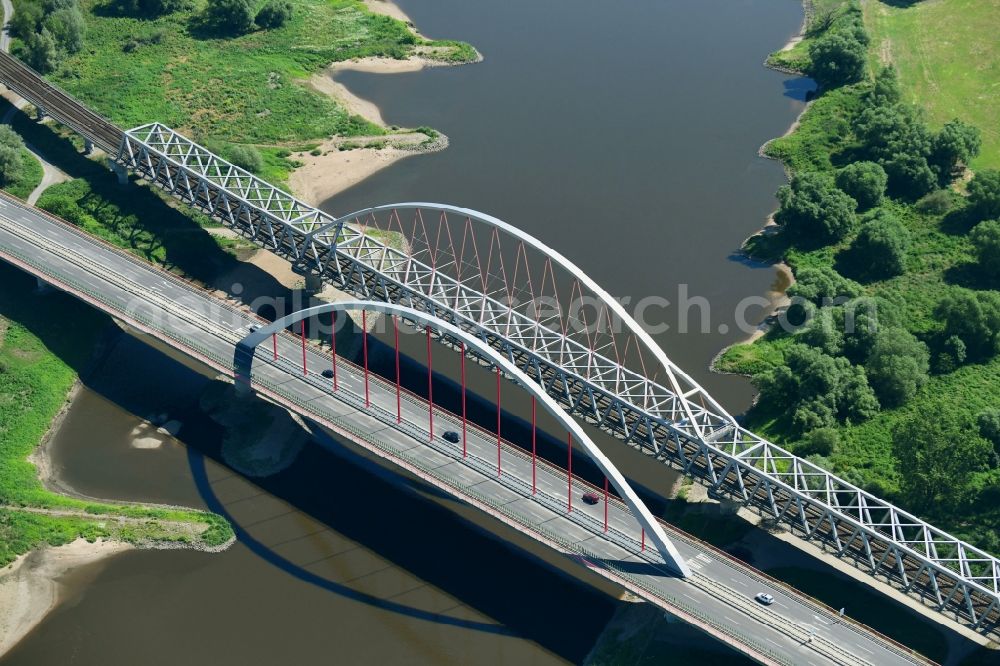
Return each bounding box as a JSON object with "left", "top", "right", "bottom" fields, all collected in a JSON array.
[{"left": 0, "top": 50, "right": 997, "bottom": 647}]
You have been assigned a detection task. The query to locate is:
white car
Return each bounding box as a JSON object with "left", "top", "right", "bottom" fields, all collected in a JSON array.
[{"left": 755, "top": 592, "right": 775, "bottom": 606}]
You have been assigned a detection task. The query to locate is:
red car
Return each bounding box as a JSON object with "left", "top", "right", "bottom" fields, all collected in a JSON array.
[{"left": 582, "top": 492, "right": 600, "bottom": 505}]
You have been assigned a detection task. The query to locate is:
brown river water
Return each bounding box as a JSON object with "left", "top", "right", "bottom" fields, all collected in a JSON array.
[{"left": 4, "top": 0, "right": 814, "bottom": 663}]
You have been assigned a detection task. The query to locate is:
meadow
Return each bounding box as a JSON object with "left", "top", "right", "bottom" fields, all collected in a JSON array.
[
  {"left": 862, "top": 0, "right": 1000, "bottom": 170},
  {"left": 36, "top": 0, "right": 475, "bottom": 145}
]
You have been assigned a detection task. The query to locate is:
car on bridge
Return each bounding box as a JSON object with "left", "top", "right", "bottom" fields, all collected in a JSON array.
[
  {"left": 755, "top": 592, "right": 775, "bottom": 606},
  {"left": 321, "top": 368, "right": 334, "bottom": 379},
  {"left": 582, "top": 492, "right": 600, "bottom": 505},
  {"left": 442, "top": 430, "right": 460, "bottom": 444}
]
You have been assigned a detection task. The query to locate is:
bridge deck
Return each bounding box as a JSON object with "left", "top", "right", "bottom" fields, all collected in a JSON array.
[{"left": 0, "top": 191, "right": 928, "bottom": 666}]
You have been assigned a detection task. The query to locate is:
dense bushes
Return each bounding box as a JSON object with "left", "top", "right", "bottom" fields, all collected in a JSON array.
[
  {"left": 199, "top": 0, "right": 255, "bottom": 35},
  {"left": 968, "top": 170, "right": 1000, "bottom": 223},
  {"left": 934, "top": 289, "right": 1000, "bottom": 363},
  {"left": 774, "top": 172, "right": 857, "bottom": 244},
  {"left": 0, "top": 126, "right": 26, "bottom": 186},
  {"left": 787, "top": 265, "right": 861, "bottom": 305},
  {"left": 12, "top": 0, "right": 85, "bottom": 73},
  {"left": 970, "top": 219, "right": 1000, "bottom": 281},
  {"left": 755, "top": 344, "right": 878, "bottom": 434},
  {"left": 843, "top": 209, "right": 910, "bottom": 280},
  {"left": 865, "top": 327, "right": 929, "bottom": 407},
  {"left": 255, "top": 0, "right": 292, "bottom": 29},
  {"left": 892, "top": 414, "right": 993, "bottom": 512},
  {"left": 807, "top": 2, "right": 867, "bottom": 88},
  {"left": 835, "top": 161, "right": 887, "bottom": 211},
  {"left": 221, "top": 144, "right": 264, "bottom": 173}
]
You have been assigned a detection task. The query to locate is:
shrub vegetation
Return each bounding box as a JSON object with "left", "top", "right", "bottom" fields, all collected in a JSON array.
[{"left": 717, "top": 0, "right": 1000, "bottom": 552}]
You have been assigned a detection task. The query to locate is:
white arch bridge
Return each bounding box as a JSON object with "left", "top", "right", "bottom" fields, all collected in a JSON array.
[
  {"left": 118, "top": 123, "right": 1000, "bottom": 636},
  {"left": 0, "top": 48, "right": 996, "bottom": 639}
]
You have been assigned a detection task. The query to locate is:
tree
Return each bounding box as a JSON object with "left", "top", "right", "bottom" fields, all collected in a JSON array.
[
  {"left": 201, "top": 0, "right": 254, "bottom": 35},
  {"left": 775, "top": 172, "right": 857, "bottom": 245},
  {"left": 255, "top": 0, "right": 292, "bottom": 28},
  {"left": 755, "top": 344, "right": 878, "bottom": 435},
  {"left": 883, "top": 151, "right": 937, "bottom": 199},
  {"left": 867, "top": 65, "right": 901, "bottom": 106},
  {"left": 43, "top": 6, "right": 84, "bottom": 54},
  {"left": 808, "top": 30, "right": 866, "bottom": 88},
  {"left": 855, "top": 104, "right": 932, "bottom": 163},
  {"left": 824, "top": 295, "right": 906, "bottom": 366},
  {"left": 978, "top": 409, "right": 1000, "bottom": 448},
  {"left": 0, "top": 145, "right": 23, "bottom": 186},
  {"left": 0, "top": 126, "right": 26, "bottom": 185},
  {"left": 930, "top": 119, "right": 981, "bottom": 178},
  {"left": 968, "top": 170, "right": 1000, "bottom": 223},
  {"left": 844, "top": 209, "right": 910, "bottom": 280},
  {"left": 933, "top": 334, "right": 966, "bottom": 374},
  {"left": 935, "top": 289, "right": 1000, "bottom": 362},
  {"left": 223, "top": 144, "right": 264, "bottom": 173},
  {"left": 835, "top": 161, "right": 887, "bottom": 211},
  {"left": 796, "top": 427, "right": 840, "bottom": 457},
  {"left": 865, "top": 327, "right": 929, "bottom": 407},
  {"left": 9, "top": 1, "right": 44, "bottom": 40},
  {"left": 970, "top": 219, "right": 1000, "bottom": 281},
  {"left": 854, "top": 103, "right": 938, "bottom": 198},
  {"left": 23, "top": 28, "right": 59, "bottom": 74},
  {"left": 892, "top": 414, "right": 992, "bottom": 512},
  {"left": 787, "top": 265, "right": 862, "bottom": 305},
  {"left": 797, "top": 310, "right": 845, "bottom": 356}
]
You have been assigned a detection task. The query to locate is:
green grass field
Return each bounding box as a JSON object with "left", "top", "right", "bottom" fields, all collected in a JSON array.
[
  {"left": 0, "top": 148, "right": 43, "bottom": 200},
  {"left": 0, "top": 263, "right": 233, "bottom": 565},
  {"left": 862, "top": 0, "right": 1000, "bottom": 171},
  {"left": 717, "top": 0, "right": 1000, "bottom": 552},
  {"left": 27, "top": 0, "right": 474, "bottom": 146}
]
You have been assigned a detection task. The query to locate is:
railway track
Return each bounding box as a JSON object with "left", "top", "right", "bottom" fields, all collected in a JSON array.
[{"left": 0, "top": 50, "right": 122, "bottom": 153}]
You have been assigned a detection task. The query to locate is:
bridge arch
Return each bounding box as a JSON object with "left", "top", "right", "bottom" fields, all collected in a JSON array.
[
  {"left": 234, "top": 299, "right": 691, "bottom": 578},
  {"left": 323, "top": 202, "right": 736, "bottom": 441}
]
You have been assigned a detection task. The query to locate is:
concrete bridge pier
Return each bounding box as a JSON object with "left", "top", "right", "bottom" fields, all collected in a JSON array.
[
  {"left": 34, "top": 276, "right": 53, "bottom": 294},
  {"left": 302, "top": 271, "right": 323, "bottom": 294},
  {"left": 110, "top": 162, "right": 128, "bottom": 185}
]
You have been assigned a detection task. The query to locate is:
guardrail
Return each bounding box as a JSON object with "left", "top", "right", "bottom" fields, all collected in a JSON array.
[{"left": 0, "top": 220, "right": 932, "bottom": 664}]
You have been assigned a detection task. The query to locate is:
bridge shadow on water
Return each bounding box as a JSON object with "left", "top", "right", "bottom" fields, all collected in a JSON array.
[
  {"left": 177, "top": 398, "right": 616, "bottom": 660},
  {"left": 68, "top": 321, "right": 624, "bottom": 662}
]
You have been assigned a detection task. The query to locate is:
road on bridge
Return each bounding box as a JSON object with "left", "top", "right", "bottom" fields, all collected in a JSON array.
[{"left": 0, "top": 193, "right": 929, "bottom": 666}]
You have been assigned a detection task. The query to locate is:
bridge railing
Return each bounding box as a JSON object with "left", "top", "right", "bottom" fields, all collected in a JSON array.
[
  {"left": 0, "top": 224, "right": 933, "bottom": 661},
  {"left": 0, "top": 52, "right": 994, "bottom": 632}
]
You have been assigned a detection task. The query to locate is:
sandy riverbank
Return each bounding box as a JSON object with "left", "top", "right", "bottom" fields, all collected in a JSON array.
[
  {"left": 285, "top": 0, "right": 478, "bottom": 207},
  {"left": 0, "top": 539, "right": 133, "bottom": 655},
  {"left": 290, "top": 60, "right": 455, "bottom": 207}
]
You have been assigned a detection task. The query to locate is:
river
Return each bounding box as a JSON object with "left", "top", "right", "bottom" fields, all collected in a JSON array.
[{"left": 4, "top": 0, "right": 809, "bottom": 663}]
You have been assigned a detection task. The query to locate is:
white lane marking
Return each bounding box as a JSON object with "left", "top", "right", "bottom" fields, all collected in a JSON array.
[
  {"left": 723, "top": 615, "right": 738, "bottom": 624},
  {"left": 766, "top": 638, "right": 781, "bottom": 647},
  {"left": 856, "top": 644, "right": 874, "bottom": 655},
  {"left": 732, "top": 578, "right": 748, "bottom": 587},
  {"left": 682, "top": 593, "right": 698, "bottom": 602}
]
